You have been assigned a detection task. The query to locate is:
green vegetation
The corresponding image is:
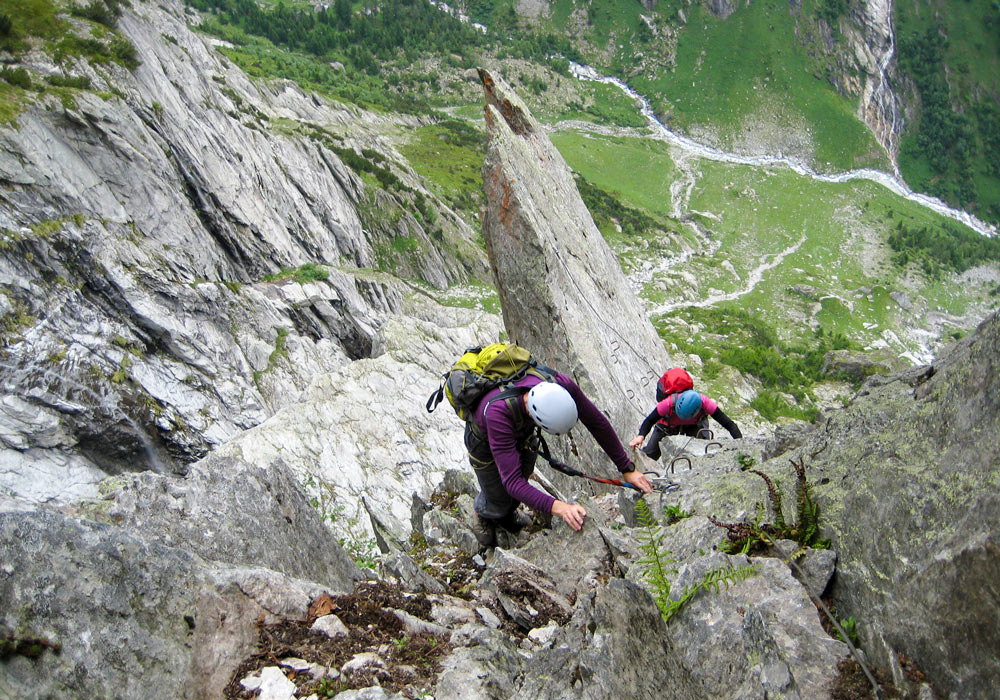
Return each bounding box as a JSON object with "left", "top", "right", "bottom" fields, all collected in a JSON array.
[
  {"left": 432, "top": 282, "right": 501, "bottom": 315},
  {"left": 303, "top": 471, "right": 379, "bottom": 570},
  {"left": 0, "top": 634, "right": 61, "bottom": 660},
  {"left": 111, "top": 333, "right": 144, "bottom": 356},
  {"left": 834, "top": 615, "right": 860, "bottom": 646},
  {"left": 662, "top": 502, "right": 692, "bottom": 525},
  {"left": 303, "top": 472, "right": 344, "bottom": 525},
  {"left": 559, "top": 81, "right": 647, "bottom": 128},
  {"left": 660, "top": 306, "right": 852, "bottom": 421},
  {"left": 1, "top": 0, "right": 66, "bottom": 53},
  {"left": 51, "top": 32, "right": 141, "bottom": 70},
  {"left": 262, "top": 262, "right": 330, "bottom": 284},
  {"left": 710, "top": 458, "right": 830, "bottom": 554},
  {"left": 375, "top": 235, "right": 421, "bottom": 274},
  {"left": 70, "top": 0, "right": 127, "bottom": 28},
  {"left": 895, "top": 0, "right": 1000, "bottom": 224},
  {"left": 398, "top": 119, "right": 485, "bottom": 221},
  {"left": 252, "top": 326, "right": 290, "bottom": 385},
  {"left": 816, "top": 0, "right": 848, "bottom": 27},
  {"left": 1, "top": 67, "right": 32, "bottom": 90},
  {"left": 0, "top": 298, "right": 35, "bottom": 349},
  {"left": 888, "top": 220, "right": 1000, "bottom": 278},
  {"left": 0, "top": 80, "right": 25, "bottom": 125},
  {"left": 190, "top": 0, "right": 485, "bottom": 72},
  {"left": 575, "top": 174, "right": 664, "bottom": 239},
  {"left": 553, "top": 132, "right": 994, "bottom": 422},
  {"left": 45, "top": 74, "right": 92, "bottom": 89},
  {"left": 2, "top": 0, "right": 140, "bottom": 71},
  {"left": 552, "top": 132, "right": 679, "bottom": 223},
  {"left": 110, "top": 355, "right": 132, "bottom": 384},
  {"left": 629, "top": 0, "right": 885, "bottom": 171},
  {"left": 189, "top": 0, "right": 485, "bottom": 112},
  {"left": 635, "top": 496, "right": 758, "bottom": 623}
]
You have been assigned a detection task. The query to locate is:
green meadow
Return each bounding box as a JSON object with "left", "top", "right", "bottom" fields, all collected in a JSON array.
[
  {"left": 546, "top": 129, "right": 997, "bottom": 417},
  {"left": 630, "top": 0, "right": 886, "bottom": 172}
]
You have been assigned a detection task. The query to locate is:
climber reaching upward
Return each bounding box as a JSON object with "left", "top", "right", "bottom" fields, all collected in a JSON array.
[
  {"left": 629, "top": 389, "right": 742, "bottom": 461},
  {"left": 466, "top": 370, "right": 652, "bottom": 548}
]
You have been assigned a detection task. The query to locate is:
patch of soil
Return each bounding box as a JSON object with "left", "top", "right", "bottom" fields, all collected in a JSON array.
[
  {"left": 420, "top": 550, "right": 481, "bottom": 598},
  {"left": 224, "top": 581, "right": 450, "bottom": 699},
  {"left": 829, "top": 657, "right": 903, "bottom": 700},
  {"left": 429, "top": 490, "right": 460, "bottom": 512},
  {"left": 493, "top": 570, "right": 572, "bottom": 628}
]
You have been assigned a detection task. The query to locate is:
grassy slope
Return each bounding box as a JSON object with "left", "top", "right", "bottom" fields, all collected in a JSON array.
[
  {"left": 548, "top": 129, "right": 998, "bottom": 420},
  {"left": 544, "top": 0, "right": 887, "bottom": 172},
  {"left": 398, "top": 122, "right": 485, "bottom": 227},
  {"left": 648, "top": 1, "right": 885, "bottom": 170}
]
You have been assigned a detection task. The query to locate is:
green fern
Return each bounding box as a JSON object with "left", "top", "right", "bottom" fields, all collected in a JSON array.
[
  {"left": 751, "top": 469, "right": 786, "bottom": 532},
  {"left": 663, "top": 502, "right": 693, "bottom": 524},
  {"left": 711, "top": 457, "right": 829, "bottom": 553},
  {"left": 635, "top": 496, "right": 677, "bottom": 619},
  {"left": 635, "top": 497, "right": 759, "bottom": 623}
]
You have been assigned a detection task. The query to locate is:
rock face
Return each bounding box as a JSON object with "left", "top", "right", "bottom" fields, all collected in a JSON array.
[
  {"left": 766, "top": 309, "right": 1000, "bottom": 698},
  {"left": 0, "top": 454, "right": 361, "bottom": 699},
  {"left": 1, "top": 2, "right": 995, "bottom": 696},
  {"left": 844, "top": 0, "right": 901, "bottom": 166},
  {"left": 479, "top": 68, "right": 670, "bottom": 478},
  {"left": 214, "top": 297, "right": 504, "bottom": 550},
  {"left": 86, "top": 453, "right": 366, "bottom": 591},
  {"left": 0, "top": 0, "right": 487, "bottom": 505}
]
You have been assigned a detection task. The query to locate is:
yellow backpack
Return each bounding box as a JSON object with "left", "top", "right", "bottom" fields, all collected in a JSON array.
[{"left": 425, "top": 343, "right": 555, "bottom": 421}]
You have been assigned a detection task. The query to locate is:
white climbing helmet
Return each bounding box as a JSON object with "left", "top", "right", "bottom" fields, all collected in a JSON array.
[{"left": 525, "top": 382, "right": 578, "bottom": 434}]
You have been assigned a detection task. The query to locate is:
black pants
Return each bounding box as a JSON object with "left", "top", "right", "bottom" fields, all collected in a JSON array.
[
  {"left": 465, "top": 422, "right": 539, "bottom": 521},
  {"left": 641, "top": 418, "right": 710, "bottom": 460}
]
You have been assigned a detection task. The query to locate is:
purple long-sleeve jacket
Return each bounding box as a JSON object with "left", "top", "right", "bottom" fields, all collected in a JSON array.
[{"left": 471, "top": 372, "right": 635, "bottom": 514}]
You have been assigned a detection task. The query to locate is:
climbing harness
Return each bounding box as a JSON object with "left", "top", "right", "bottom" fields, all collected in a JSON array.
[
  {"left": 533, "top": 435, "right": 677, "bottom": 493},
  {"left": 535, "top": 445, "right": 641, "bottom": 491}
]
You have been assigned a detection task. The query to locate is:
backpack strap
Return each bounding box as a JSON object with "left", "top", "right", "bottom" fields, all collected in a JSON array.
[
  {"left": 426, "top": 381, "right": 445, "bottom": 413},
  {"left": 481, "top": 386, "right": 531, "bottom": 431}
]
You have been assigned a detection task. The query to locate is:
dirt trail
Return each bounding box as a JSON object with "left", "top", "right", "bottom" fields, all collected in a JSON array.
[{"left": 649, "top": 234, "right": 806, "bottom": 316}]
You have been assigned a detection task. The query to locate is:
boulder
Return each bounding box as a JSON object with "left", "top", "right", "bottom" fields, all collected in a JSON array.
[
  {"left": 0, "top": 507, "right": 325, "bottom": 700},
  {"left": 83, "top": 453, "right": 364, "bottom": 591}
]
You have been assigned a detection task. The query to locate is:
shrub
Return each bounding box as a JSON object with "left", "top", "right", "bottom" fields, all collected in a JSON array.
[
  {"left": 46, "top": 74, "right": 92, "bottom": 89},
  {"left": 71, "top": 0, "right": 121, "bottom": 27},
  {"left": 1, "top": 67, "right": 32, "bottom": 90},
  {"left": 109, "top": 36, "right": 141, "bottom": 69}
]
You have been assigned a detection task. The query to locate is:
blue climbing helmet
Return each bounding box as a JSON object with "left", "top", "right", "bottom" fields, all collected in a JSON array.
[{"left": 674, "top": 390, "right": 703, "bottom": 420}]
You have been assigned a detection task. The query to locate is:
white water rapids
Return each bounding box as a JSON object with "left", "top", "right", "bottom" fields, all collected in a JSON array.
[{"left": 569, "top": 63, "right": 997, "bottom": 238}]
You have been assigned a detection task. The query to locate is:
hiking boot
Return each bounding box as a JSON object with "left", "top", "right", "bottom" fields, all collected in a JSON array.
[
  {"left": 496, "top": 509, "right": 532, "bottom": 534},
  {"left": 472, "top": 514, "right": 498, "bottom": 549}
]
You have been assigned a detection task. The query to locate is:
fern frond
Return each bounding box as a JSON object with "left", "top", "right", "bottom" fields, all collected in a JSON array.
[
  {"left": 635, "top": 497, "right": 677, "bottom": 611},
  {"left": 660, "top": 564, "right": 760, "bottom": 623},
  {"left": 751, "top": 469, "right": 786, "bottom": 530}
]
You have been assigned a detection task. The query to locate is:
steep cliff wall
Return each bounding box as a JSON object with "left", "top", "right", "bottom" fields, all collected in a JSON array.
[{"left": 0, "top": 0, "right": 487, "bottom": 504}]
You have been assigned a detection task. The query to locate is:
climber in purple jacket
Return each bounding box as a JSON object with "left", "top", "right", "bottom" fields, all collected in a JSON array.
[{"left": 466, "top": 372, "right": 652, "bottom": 548}]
